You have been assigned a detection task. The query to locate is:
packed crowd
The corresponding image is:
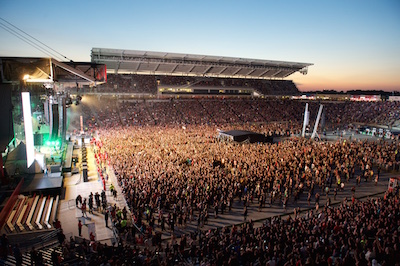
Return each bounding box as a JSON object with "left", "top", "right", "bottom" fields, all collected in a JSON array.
[
  {"left": 67, "top": 96, "right": 400, "bottom": 133},
  {"left": 56, "top": 96, "right": 400, "bottom": 265},
  {"left": 96, "top": 74, "right": 158, "bottom": 94},
  {"left": 95, "top": 74, "right": 300, "bottom": 96},
  {"left": 325, "top": 101, "right": 400, "bottom": 128},
  {"left": 178, "top": 193, "right": 400, "bottom": 266},
  {"left": 22, "top": 192, "right": 399, "bottom": 266},
  {"left": 157, "top": 76, "right": 298, "bottom": 96},
  {"left": 95, "top": 124, "right": 398, "bottom": 241}
]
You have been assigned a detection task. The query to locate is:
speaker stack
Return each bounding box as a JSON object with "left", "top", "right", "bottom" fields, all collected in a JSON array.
[
  {"left": 82, "top": 138, "right": 88, "bottom": 182},
  {"left": 50, "top": 103, "right": 59, "bottom": 139}
]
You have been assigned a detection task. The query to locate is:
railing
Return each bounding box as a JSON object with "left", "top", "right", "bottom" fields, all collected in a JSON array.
[
  {"left": 15, "top": 228, "right": 62, "bottom": 254},
  {"left": 67, "top": 199, "right": 76, "bottom": 210},
  {"left": 111, "top": 223, "right": 119, "bottom": 245}
]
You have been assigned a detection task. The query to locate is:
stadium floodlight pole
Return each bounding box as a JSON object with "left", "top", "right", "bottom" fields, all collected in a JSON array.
[
  {"left": 311, "top": 105, "right": 323, "bottom": 140},
  {"left": 301, "top": 103, "right": 309, "bottom": 137}
]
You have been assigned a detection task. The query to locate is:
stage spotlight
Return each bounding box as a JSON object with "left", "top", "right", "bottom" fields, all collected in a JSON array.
[
  {"left": 75, "top": 95, "right": 82, "bottom": 105},
  {"left": 65, "top": 95, "right": 73, "bottom": 107}
]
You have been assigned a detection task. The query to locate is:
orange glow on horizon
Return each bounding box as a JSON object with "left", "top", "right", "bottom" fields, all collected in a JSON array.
[{"left": 292, "top": 72, "right": 400, "bottom": 92}]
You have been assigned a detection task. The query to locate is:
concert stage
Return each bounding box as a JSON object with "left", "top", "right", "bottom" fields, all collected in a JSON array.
[{"left": 21, "top": 172, "right": 63, "bottom": 195}]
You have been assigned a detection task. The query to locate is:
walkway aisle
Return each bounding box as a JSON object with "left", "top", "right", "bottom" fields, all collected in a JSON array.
[
  {"left": 57, "top": 143, "right": 124, "bottom": 245},
  {"left": 104, "top": 164, "right": 127, "bottom": 211}
]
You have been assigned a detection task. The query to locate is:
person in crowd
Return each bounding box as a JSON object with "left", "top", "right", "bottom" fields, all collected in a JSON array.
[
  {"left": 105, "top": 210, "right": 109, "bottom": 228},
  {"left": 78, "top": 220, "right": 83, "bottom": 237},
  {"left": 75, "top": 194, "right": 82, "bottom": 207},
  {"left": 81, "top": 200, "right": 88, "bottom": 218}
]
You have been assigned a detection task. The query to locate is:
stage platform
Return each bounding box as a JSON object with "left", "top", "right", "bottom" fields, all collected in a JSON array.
[
  {"left": 21, "top": 172, "right": 63, "bottom": 195},
  {"left": 218, "top": 130, "right": 272, "bottom": 143}
]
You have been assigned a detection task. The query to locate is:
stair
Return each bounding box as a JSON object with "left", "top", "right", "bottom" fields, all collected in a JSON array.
[{"left": 3, "top": 245, "right": 64, "bottom": 266}]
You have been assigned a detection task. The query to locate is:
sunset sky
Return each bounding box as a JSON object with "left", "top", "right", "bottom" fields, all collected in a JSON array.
[{"left": 1, "top": 0, "right": 399, "bottom": 91}]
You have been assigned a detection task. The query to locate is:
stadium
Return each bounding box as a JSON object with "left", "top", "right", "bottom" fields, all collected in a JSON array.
[{"left": 1, "top": 46, "right": 400, "bottom": 266}]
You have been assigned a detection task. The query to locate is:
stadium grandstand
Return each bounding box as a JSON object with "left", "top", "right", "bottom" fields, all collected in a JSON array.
[
  {"left": 2, "top": 50, "right": 400, "bottom": 266},
  {"left": 91, "top": 48, "right": 312, "bottom": 96}
]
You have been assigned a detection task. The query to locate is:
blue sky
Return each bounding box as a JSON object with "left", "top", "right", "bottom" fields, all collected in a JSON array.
[{"left": 1, "top": 0, "right": 399, "bottom": 91}]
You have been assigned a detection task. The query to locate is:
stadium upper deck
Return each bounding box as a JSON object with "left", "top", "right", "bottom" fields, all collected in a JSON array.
[{"left": 91, "top": 48, "right": 313, "bottom": 79}]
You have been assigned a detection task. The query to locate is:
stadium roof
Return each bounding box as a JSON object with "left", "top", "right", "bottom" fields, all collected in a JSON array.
[{"left": 91, "top": 48, "right": 313, "bottom": 79}]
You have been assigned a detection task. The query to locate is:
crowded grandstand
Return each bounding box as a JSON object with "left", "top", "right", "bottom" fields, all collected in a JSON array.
[{"left": 1, "top": 49, "right": 400, "bottom": 266}]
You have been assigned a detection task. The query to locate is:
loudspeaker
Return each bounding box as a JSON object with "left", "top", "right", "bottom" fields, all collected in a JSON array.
[
  {"left": 83, "top": 166, "right": 88, "bottom": 182},
  {"left": 58, "top": 97, "right": 67, "bottom": 141},
  {"left": 50, "top": 164, "right": 61, "bottom": 173},
  {"left": 34, "top": 133, "right": 43, "bottom": 146},
  {"left": 44, "top": 99, "right": 49, "bottom": 124},
  {"left": 50, "top": 104, "right": 59, "bottom": 139}
]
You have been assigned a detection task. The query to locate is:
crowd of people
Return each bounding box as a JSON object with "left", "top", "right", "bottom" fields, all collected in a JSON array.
[
  {"left": 20, "top": 192, "right": 399, "bottom": 265},
  {"left": 85, "top": 95, "right": 399, "bottom": 265},
  {"left": 67, "top": 96, "right": 400, "bottom": 133},
  {"left": 94, "top": 74, "right": 299, "bottom": 96},
  {"left": 180, "top": 193, "right": 400, "bottom": 266},
  {"left": 96, "top": 124, "right": 399, "bottom": 240},
  {"left": 324, "top": 101, "right": 400, "bottom": 128},
  {"left": 45, "top": 95, "right": 400, "bottom": 265},
  {"left": 96, "top": 74, "right": 158, "bottom": 94},
  {"left": 156, "top": 76, "right": 298, "bottom": 96}
]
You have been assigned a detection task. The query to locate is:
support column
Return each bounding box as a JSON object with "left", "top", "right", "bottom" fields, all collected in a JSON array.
[
  {"left": 301, "top": 103, "right": 309, "bottom": 137},
  {"left": 311, "top": 105, "right": 323, "bottom": 140}
]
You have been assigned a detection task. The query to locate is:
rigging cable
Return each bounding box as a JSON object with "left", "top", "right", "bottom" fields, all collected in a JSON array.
[
  {"left": 0, "top": 17, "right": 73, "bottom": 61},
  {"left": 0, "top": 22, "right": 62, "bottom": 60}
]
